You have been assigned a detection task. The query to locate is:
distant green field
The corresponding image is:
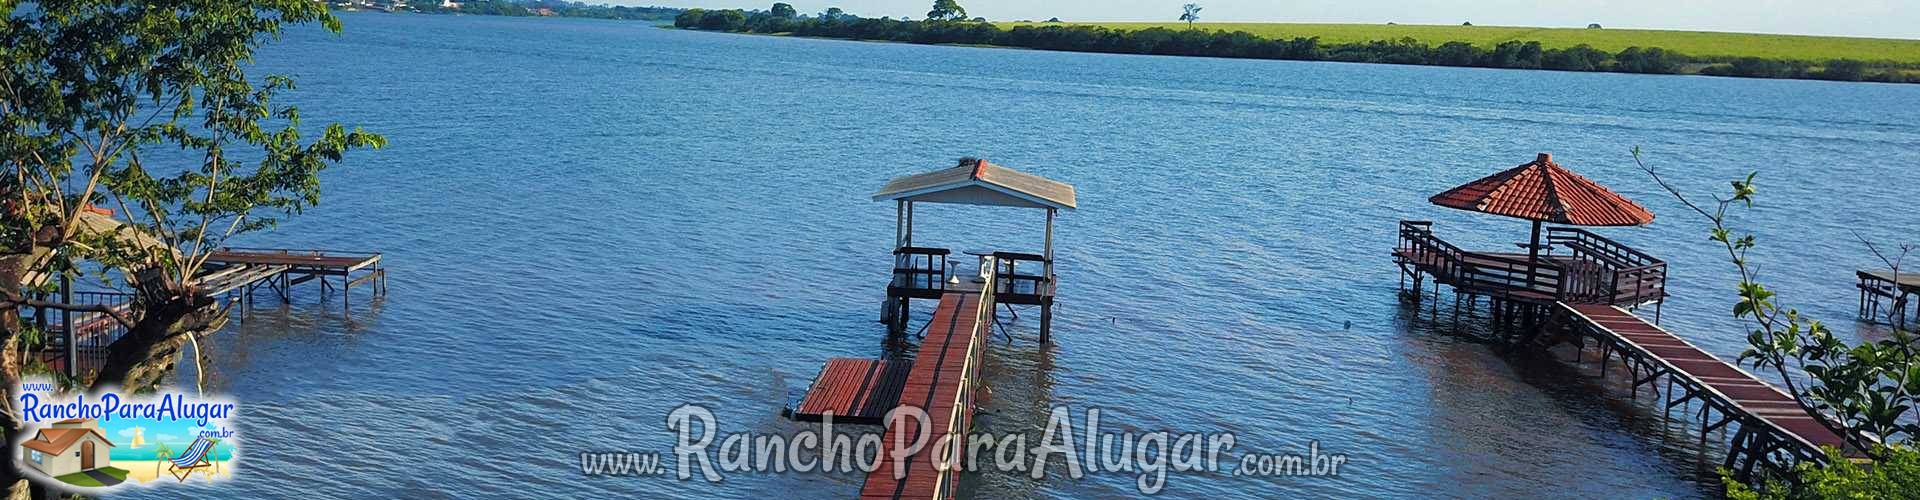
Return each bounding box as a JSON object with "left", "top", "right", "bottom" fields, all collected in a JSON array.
[{"left": 996, "top": 22, "right": 1920, "bottom": 65}]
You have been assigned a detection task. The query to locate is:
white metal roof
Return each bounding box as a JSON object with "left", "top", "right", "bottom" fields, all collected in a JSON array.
[{"left": 871, "top": 159, "right": 1076, "bottom": 210}]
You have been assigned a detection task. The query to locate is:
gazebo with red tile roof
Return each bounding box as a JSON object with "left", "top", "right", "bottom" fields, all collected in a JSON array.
[
  {"left": 1394, "top": 153, "right": 1667, "bottom": 314},
  {"left": 1430, "top": 153, "right": 1655, "bottom": 263}
]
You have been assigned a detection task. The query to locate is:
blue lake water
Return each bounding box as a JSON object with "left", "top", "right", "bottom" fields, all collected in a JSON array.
[{"left": 115, "top": 13, "right": 1920, "bottom": 498}]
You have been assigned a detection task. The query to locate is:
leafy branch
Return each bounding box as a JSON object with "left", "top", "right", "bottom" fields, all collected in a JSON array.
[{"left": 1634, "top": 147, "right": 1913, "bottom": 461}]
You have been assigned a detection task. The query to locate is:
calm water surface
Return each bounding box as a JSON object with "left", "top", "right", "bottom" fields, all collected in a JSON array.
[{"left": 120, "top": 13, "right": 1920, "bottom": 499}]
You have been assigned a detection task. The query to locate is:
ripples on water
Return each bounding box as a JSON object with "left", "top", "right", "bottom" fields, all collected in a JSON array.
[{"left": 115, "top": 13, "right": 1920, "bottom": 499}]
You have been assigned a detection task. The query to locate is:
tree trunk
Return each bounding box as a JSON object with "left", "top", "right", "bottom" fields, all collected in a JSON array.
[
  {"left": 2, "top": 249, "right": 221, "bottom": 495},
  {"left": 0, "top": 253, "right": 49, "bottom": 499},
  {"left": 90, "top": 294, "right": 226, "bottom": 392}
]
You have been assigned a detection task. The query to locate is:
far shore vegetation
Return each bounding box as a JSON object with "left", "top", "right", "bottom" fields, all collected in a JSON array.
[
  {"left": 674, "top": 4, "right": 1920, "bottom": 84},
  {"left": 330, "top": 0, "right": 682, "bottom": 21}
]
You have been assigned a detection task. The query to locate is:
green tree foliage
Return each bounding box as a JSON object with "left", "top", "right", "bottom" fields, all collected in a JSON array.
[
  {"left": 1636, "top": 150, "right": 1919, "bottom": 496},
  {"left": 1818, "top": 59, "right": 1868, "bottom": 81},
  {"left": 1179, "top": 4, "right": 1201, "bottom": 28},
  {"left": 2, "top": 0, "right": 380, "bottom": 491},
  {"left": 770, "top": 2, "right": 796, "bottom": 19},
  {"left": 822, "top": 7, "right": 848, "bottom": 20},
  {"left": 1725, "top": 446, "right": 1920, "bottom": 499},
  {"left": 1613, "top": 46, "right": 1684, "bottom": 73},
  {"left": 675, "top": 8, "right": 749, "bottom": 31},
  {"left": 451, "top": 0, "right": 531, "bottom": 16},
  {"left": 1702, "top": 57, "right": 1810, "bottom": 79},
  {"left": 926, "top": 0, "right": 966, "bottom": 22},
  {"left": 413, "top": 1, "right": 681, "bottom": 20},
  {"left": 671, "top": 8, "right": 1915, "bottom": 82}
]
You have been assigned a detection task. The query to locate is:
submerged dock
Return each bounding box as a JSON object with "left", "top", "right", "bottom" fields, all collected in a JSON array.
[{"left": 35, "top": 247, "right": 387, "bottom": 377}]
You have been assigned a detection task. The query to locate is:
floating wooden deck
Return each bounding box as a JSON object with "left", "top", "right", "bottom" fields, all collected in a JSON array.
[
  {"left": 789, "top": 358, "right": 913, "bottom": 425},
  {"left": 1561, "top": 304, "right": 1858, "bottom": 478},
  {"left": 859, "top": 288, "right": 994, "bottom": 500}
]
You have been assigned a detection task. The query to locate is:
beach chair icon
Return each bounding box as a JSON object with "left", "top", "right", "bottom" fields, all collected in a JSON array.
[{"left": 167, "top": 437, "right": 218, "bottom": 481}]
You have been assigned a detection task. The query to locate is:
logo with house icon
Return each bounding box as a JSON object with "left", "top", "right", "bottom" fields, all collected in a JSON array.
[
  {"left": 19, "top": 418, "right": 122, "bottom": 487},
  {"left": 12, "top": 383, "right": 240, "bottom": 490}
]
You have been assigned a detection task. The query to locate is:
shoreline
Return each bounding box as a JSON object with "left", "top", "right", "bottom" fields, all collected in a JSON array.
[{"left": 668, "top": 16, "right": 1920, "bottom": 85}]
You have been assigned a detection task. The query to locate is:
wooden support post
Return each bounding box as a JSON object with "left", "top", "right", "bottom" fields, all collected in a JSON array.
[
  {"left": 61, "top": 274, "right": 75, "bottom": 379},
  {"left": 1599, "top": 342, "right": 1611, "bottom": 378},
  {"left": 1668, "top": 388, "right": 1698, "bottom": 413},
  {"left": 1704, "top": 412, "right": 1737, "bottom": 435},
  {"left": 1724, "top": 425, "right": 1751, "bottom": 473},
  {"left": 1039, "top": 303, "right": 1052, "bottom": 344}
]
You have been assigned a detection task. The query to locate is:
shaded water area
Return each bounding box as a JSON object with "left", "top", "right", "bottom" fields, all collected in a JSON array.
[{"left": 119, "top": 13, "right": 1920, "bottom": 498}]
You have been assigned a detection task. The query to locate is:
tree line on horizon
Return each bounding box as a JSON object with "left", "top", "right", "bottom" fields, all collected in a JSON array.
[
  {"left": 395, "top": 0, "right": 681, "bottom": 20},
  {"left": 672, "top": 6, "right": 1916, "bottom": 84}
]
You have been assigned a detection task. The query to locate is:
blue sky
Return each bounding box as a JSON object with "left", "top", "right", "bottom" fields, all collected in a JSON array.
[{"left": 646, "top": 0, "right": 1920, "bottom": 39}]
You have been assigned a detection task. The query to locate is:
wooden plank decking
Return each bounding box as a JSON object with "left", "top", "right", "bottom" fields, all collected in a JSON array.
[
  {"left": 1563, "top": 303, "right": 1854, "bottom": 472},
  {"left": 206, "top": 248, "right": 380, "bottom": 271},
  {"left": 859, "top": 290, "right": 991, "bottom": 500},
  {"left": 1857, "top": 270, "right": 1919, "bottom": 326},
  {"left": 791, "top": 358, "right": 912, "bottom": 425}
]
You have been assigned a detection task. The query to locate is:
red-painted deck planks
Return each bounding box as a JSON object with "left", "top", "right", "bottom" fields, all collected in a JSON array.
[
  {"left": 1567, "top": 303, "right": 1850, "bottom": 456},
  {"left": 792, "top": 358, "right": 912, "bottom": 425},
  {"left": 860, "top": 291, "right": 989, "bottom": 500}
]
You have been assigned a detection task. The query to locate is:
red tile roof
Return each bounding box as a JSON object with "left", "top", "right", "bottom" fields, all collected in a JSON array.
[
  {"left": 21, "top": 427, "right": 114, "bottom": 455},
  {"left": 1430, "top": 153, "right": 1654, "bottom": 226}
]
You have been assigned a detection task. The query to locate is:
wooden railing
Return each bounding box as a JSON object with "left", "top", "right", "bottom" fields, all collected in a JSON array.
[
  {"left": 1398, "top": 221, "right": 1664, "bottom": 306},
  {"left": 889, "top": 246, "right": 949, "bottom": 298},
  {"left": 990, "top": 251, "right": 1051, "bottom": 305},
  {"left": 1398, "top": 221, "right": 1564, "bottom": 299},
  {"left": 36, "top": 290, "right": 138, "bottom": 377},
  {"left": 1547, "top": 227, "right": 1667, "bottom": 306}
]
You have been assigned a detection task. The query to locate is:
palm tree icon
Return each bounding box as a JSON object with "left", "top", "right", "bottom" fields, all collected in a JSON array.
[{"left": 154, "top": 443, "right": 174, "bottom": 477}]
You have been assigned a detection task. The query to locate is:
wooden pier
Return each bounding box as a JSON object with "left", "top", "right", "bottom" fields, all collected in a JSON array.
[
  {"left": 1857, "top": 269, "right": 1918, "bottom": 327},
  {"left": 1395, "top": 221, "right": 1667, "bottom": 331},
  {"left": 859, "top": 283, "right": 995, "bottom": 500},
  {"left": 781, "top": 158, "right": 1076, "bottom": 500},
  {"left": 34, "top": 247, "right": 387, "bottom": 378},
  {"left": 1393, "top": 153, "right": 1860, "bottom": 481},
  {"left": 202, "top": 247, "right": 387, "bottom": 309},
  {"left": 1561, "top": 304, "right": 1857, "bottom": 478}
]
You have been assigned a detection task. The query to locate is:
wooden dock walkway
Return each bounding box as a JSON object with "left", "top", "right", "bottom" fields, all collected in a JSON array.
[
  {"left": 789, "top": 358, "right": 913, "bottom": 425},
  {"left": 1393, "top": 219, "right": 1862, "bottom": 478},
  {"left": 203, "top": 247, "right": 386, "bottom": 308},
  {"left": 858, "top": 286, "right": 995, "bottom": 500},
  {"left": 1561, "top": 303, "right": 1855, "bottom": 478},
  {"left": 36, "top": 247, "right": 387, "bottom": 378}
]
